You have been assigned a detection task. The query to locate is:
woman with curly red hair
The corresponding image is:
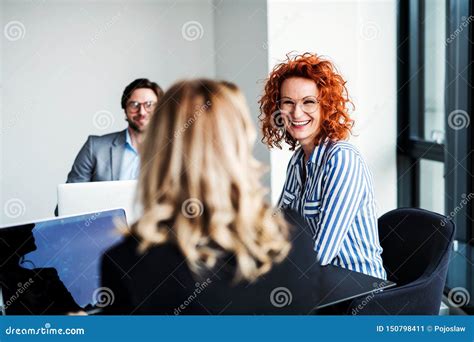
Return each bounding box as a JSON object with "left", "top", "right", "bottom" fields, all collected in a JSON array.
[{"left": 260, "top": 53, "right": 386, "bottom": 279}]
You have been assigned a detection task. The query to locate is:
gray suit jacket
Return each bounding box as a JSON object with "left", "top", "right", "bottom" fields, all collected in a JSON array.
[
  {"left": 66, "top": 129, "right": 128, "bottom": 183},
  {"left": 54, "top": 129, "right": 129, "bottom": 216}
]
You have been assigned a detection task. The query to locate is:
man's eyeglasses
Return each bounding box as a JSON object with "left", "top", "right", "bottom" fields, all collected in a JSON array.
[
  {"left": 126, "top": 101, "right": 157, "bottom": 113},
  {"left": 277, "top": 96, "right": 319, "bottom": 114}
]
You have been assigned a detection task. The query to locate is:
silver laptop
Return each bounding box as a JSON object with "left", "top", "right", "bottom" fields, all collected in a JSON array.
[{"left": 57, "top": 180, "right": 141, "bottom": 225}]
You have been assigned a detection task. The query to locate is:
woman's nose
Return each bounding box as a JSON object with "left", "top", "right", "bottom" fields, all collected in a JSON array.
[{"left": 291, "top": 103, "right": 306, "bottom": 119}]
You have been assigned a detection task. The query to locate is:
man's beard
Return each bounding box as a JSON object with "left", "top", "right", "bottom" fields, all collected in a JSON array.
[{"left": 126, "top": 117, "right": 144, "bottom": 133}]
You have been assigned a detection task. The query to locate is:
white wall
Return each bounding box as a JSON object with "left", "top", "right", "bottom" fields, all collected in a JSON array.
[
  {"left": 267, "top": 0, "right": 397, "bottom": 215},
  {"left": 1, "top": 0, "right": 397, "bottom": 226},
  {"left": 1, "top": 0, "right": 216, "bottom": 225},
  {"left": 213, "top": 0, "right": 271, "bottom": 193}
]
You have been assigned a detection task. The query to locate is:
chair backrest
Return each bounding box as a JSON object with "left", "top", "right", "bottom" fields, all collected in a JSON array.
[
  {"left": 379, "top": 208, "right": 454, "bottom": 285},
  {"left": 347, "top": 208, "right": 455, "bottom": 315}
]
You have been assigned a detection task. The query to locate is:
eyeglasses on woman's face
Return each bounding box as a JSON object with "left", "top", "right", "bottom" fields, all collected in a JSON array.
[{"left": 277, "top": 96, "right": 319, "bottom": 114}]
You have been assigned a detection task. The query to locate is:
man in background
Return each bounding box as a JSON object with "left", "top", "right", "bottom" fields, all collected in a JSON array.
[
  {"left": 65, "top": 78, "right": 163, "bottom": 183},
  {"left": 54, "top": 78, "right": 163, "bottom": 216}
]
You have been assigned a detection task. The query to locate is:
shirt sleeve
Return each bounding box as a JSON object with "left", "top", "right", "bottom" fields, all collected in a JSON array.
[
  {"left": 277, "top": 158, "right": 292, "bottom": 208},
  {"left": 277, "top": 151, "right": 302, "bottom": 209},
  {"left": 313, "top": 147, "right": 366, "bottom": 265}
]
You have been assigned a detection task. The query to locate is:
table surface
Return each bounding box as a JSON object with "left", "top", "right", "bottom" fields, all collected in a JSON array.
[{"left": 312, "top": 263, "right": 396, "bottom": 310}]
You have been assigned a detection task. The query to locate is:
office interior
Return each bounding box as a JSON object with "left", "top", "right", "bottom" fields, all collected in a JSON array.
[{"left": 0, "top": 0, "right": 472, "bottom": 315}]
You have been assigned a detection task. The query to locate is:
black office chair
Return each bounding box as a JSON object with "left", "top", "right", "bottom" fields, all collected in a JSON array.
[{"left": 347, "top": 208, "right": 455, "bottom": 315}]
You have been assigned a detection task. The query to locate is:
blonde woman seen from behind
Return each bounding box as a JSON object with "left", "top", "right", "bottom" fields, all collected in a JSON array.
[{"left": 101, "top": 79, "right": 318, "bottom": 314}]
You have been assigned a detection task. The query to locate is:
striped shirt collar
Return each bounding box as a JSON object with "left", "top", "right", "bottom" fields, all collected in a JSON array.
[{"left": 290, "top": 138, "right": 332, "bottom": 167}]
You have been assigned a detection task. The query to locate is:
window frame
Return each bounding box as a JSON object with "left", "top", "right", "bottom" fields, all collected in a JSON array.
[{"left": 397, "top": 0, "right": 473, "bottom": 244}]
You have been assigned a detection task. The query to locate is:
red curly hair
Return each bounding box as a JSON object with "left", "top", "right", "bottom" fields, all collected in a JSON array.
[{"left": 259, "top": 52, "right": 354, "bottom": 150}]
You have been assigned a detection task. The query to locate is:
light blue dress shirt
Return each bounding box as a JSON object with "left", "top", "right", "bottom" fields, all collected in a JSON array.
[{"left": 118, "top": 129, "right": 140, "bottom": 180}]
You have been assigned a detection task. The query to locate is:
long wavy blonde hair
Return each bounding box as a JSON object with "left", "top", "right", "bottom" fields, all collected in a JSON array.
[{"left": 133, "top": 79, "right": 291, "bottom": 282}]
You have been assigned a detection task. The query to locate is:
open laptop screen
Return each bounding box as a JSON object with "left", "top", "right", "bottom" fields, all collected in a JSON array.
[
  {"left": 0, "top": 209, "right": 126, "bottom": 315},
  {"left": 57, "top": 180, "right": 140, "bottom": 225}
]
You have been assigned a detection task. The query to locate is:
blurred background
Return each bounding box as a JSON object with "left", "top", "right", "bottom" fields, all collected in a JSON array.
[
  {"left": 0, "top": 0, "right": 472, "bottom": 313},
  {"left": 0, "top": 0, "right": 397, "bottom": 223}
]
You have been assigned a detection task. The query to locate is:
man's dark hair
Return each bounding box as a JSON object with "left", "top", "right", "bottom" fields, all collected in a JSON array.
[{"left": 121, "top": 78, "right": 164, "bottom": 109}]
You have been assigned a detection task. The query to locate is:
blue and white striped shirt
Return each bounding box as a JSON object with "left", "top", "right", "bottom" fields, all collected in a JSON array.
[{"left": 278, "top": 139, "right": 387, "bottom": 279}]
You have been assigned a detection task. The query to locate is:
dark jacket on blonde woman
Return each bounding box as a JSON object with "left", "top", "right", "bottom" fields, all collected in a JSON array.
[
  {"left": 102, "top": 210, "right": 320, "bottom": 314},
  {"left": 100, "top": 79, "right": 320, "bottom": 314}
]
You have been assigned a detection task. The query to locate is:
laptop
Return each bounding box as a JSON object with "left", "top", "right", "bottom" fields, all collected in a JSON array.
[
  {"left": 57, "top": 180, "right": 141, "bottom": 225},
  {"left": 0, "top": 209, "right": 126, "bottom": 315}
]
